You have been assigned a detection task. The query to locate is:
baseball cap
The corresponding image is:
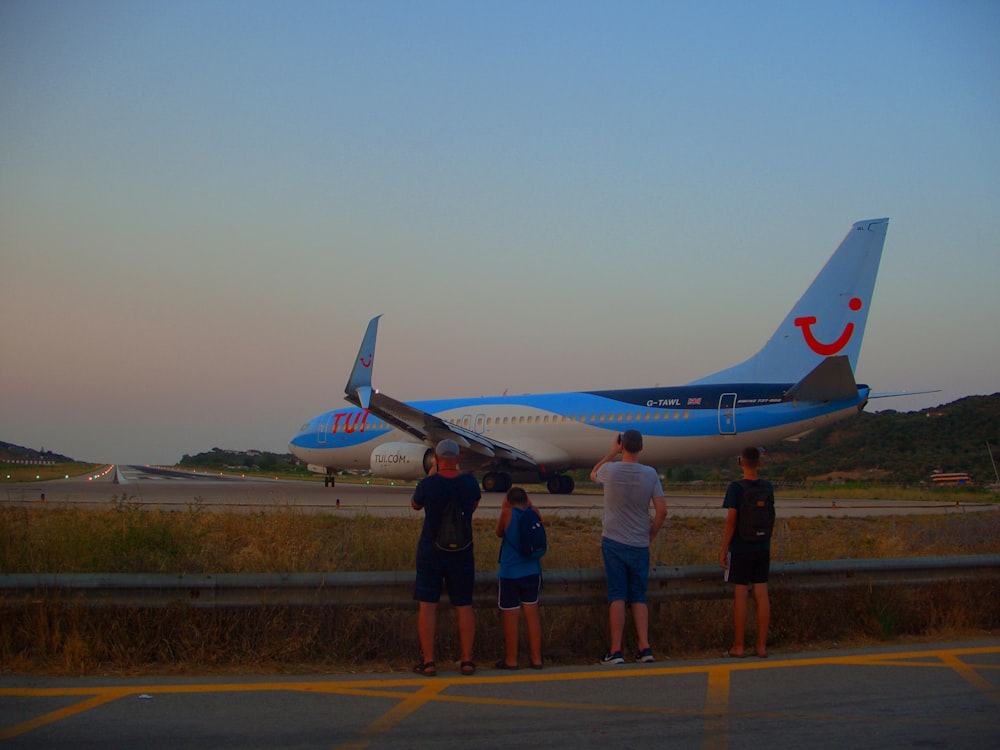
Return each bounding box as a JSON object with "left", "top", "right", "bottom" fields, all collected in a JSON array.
[{"left": 435, "top": 439, "right": 460, "bottom": 458}]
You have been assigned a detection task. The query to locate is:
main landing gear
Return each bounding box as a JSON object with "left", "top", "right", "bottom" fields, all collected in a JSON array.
[
  {"left": 481, "top": 471, "right": 575, "bottom": 495},
  {"left": 481, "top": 472, "right": 512, "bottom": 493},
  {"left": 546, "top": 474, "right": 575, "bottom": 495},
  {"left": 324, "top": 469, "right": 336, "bottom": 487}
]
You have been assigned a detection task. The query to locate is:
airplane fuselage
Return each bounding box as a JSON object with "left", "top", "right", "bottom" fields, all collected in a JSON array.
[{"left": 289, "top": 382, "right": 869, "bottom": 483}]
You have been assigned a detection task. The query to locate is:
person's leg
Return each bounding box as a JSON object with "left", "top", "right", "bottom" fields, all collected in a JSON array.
[
  {"left": 602, "top": 538, "right": 628, "bottom": 657},
  {"left": 608, "top": 600, "right": 626, "bottom": 653},
  {"left": 730, "top": 584, "right": 749, "bottom": 655},
  {"left": 752, "top": 583, "right": 770, "bottom": 656},
  {"left": 502, "top": 607, "right": 520, "bottom": 666},
  {"left": 456, "top": 604, "right": 475, "bottom": 663},
  {"left": 624, "top": 546, "right": 651, "bottom": 652},
  {"left": 522, "top": 602, "right": 542, "bottom": 666},
  {"left": 417, "top": 601, "right": 437, "bottom": 664},
  {"left": 631, "top": 602, "right": 650, "bottom": 652}
]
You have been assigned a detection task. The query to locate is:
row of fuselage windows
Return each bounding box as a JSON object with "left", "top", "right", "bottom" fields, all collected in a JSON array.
[
  {"left": 452, "top": 411, "right": 691, "bottom": 428},
  {"left": 357, "top": 410, "right": 692, "bottom": 433}
]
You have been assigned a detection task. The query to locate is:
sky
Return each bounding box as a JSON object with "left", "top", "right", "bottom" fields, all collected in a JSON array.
[{"left": 2, "top": 1, "right": 998, "bottom": 466}]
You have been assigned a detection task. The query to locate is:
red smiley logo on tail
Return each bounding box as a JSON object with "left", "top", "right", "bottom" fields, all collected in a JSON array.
[
  {"left": 794, "top": 297, "right": 863, "bottom": 356},
  {"left": 359, "top": 355, "right": 373, "bottom": 368}
]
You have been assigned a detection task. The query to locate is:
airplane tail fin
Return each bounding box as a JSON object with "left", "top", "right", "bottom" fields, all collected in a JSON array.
[
  {"left": 345, "top": 315, "right": 381, "bottom": 409},
  {"left": 689, "top": 218, "right": 888, "bottom": 385}
]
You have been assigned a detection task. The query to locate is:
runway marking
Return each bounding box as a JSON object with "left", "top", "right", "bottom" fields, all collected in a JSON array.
[{"left": 1, "top": 645, "right": 997, "bottom": 744}]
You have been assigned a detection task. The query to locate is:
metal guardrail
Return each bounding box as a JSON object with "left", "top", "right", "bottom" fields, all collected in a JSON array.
[{"left": 2, "top": 555, "right": 997, "bottom": 609}]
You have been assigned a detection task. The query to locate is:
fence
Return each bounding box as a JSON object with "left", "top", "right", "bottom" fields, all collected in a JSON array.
[{"left": 2, "top": 555, "right": 996, "bottom": 609}]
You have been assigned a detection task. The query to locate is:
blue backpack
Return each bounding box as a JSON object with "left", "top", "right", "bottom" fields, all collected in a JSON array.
[{"left": 504, "top": 505, "right": 547, "bottom": 560}]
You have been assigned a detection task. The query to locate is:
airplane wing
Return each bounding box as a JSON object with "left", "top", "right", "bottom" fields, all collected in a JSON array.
[{"left": 344, "top": 316, "right": 538, "bottom": 468}]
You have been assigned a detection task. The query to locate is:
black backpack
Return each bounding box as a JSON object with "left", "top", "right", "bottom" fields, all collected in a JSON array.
[
  {"left": 435, "top": 487, "right": 473, "bottom": 552},
  {"left": 736, "top": 480, "right": 775, "bottom": 542},
  {"left": 506, "top": 505, "right": 547, "bottom": 560}
]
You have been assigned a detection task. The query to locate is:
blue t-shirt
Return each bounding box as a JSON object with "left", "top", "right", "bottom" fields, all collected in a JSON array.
[{"left": 498, "top": 505, "right": 542, "bottom": 579}]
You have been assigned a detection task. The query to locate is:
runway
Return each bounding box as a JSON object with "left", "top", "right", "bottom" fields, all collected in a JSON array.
[
  {"left": 2, "top": 641, "right": 998, "bottom": 749},
  {"left": 2, "top": 466, "right": 997, "bottom": 518}
]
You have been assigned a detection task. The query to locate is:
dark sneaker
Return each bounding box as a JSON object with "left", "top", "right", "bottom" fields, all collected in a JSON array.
[
  {"left": 600, "top": 651, "right": 625, "bottom": 665},
  {"left": 636, "top": 648, "right": 655, "bottom": 663}
]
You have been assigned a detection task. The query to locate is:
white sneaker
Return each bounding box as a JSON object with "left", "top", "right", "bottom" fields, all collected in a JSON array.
[{"left": 600, "top": 651, "right": 625, "bottom": 665}]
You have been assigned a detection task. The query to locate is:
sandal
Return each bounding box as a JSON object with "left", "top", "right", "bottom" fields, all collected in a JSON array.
[
  {"left": 460, "top": 660, "right": 476, "bottom": 676},
  {"left": 494, "top": 659, "right": 519, "bottom": 670},
  {"left": 413, "top": 661, "right": 437, "bottom": 676}
]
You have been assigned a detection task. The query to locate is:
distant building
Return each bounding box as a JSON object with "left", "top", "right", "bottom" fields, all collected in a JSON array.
[{"left": 930, "top": 472, "right": 972, "bottom": 486}]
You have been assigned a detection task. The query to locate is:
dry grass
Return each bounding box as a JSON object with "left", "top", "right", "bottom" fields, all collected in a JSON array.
[{"left": 1, "top": 506, "right": 998, "bottom": 674}]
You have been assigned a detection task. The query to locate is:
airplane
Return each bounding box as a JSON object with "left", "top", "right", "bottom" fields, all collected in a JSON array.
[{"left": 289, "top": 218, "right": 892, "bottom": 494}]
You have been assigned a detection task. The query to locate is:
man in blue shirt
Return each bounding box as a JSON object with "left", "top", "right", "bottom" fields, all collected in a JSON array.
[{"left": 411, "top": 439, "right": 481, "bottom": 676}]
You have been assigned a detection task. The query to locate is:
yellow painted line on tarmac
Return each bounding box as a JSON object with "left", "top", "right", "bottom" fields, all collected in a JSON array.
[
  {"left": 702, "top": 667, "right": 731, "bottom": 750},
  {"left": 939, "top": 651, "right": 1000, "bottom": 709},
  {"left": 1, "top": 645, "right": 997, "bottom": 745},
  {"left": 334, "top": 681, "right": 448, "bottom": 750},
  {"left": 0, "top": 688, "right": 130, "bottom": 741}
]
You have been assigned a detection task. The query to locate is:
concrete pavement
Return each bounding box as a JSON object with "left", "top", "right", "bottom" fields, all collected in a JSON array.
[{"left": 2, "top": 640, "right": 998, "bottom": 749}]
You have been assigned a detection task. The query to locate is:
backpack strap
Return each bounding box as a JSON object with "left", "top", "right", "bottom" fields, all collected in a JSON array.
[{"left": 497, "top": 506, "right": 522, "bottom": 562}]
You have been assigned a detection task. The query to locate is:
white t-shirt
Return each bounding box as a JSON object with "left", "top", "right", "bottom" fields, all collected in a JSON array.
[{"left": 594, "top": 461, "right": 664, "bottom": 548}]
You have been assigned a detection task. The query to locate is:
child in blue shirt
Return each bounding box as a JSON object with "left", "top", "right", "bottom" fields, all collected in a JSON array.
[{"left": 494, "top": 486, "right": 543, "bottom": 669}]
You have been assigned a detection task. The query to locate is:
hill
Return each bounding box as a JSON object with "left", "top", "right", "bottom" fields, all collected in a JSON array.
[
  {"left": 0, "top": 441, "right": 74, "bottom": 465},
  {"left": 674, "top": 393, "right": 1000, "bottom": 485}
]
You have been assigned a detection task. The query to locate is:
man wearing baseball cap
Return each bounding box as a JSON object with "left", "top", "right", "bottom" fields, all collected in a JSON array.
[{"left": 410, "top": 439, "right": 482, "bottom": 676}]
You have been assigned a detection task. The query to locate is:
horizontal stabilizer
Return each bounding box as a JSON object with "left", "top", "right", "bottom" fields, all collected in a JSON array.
[
  {"left": 784, "top": 356, "right": 858, "bottom": 403},
  {"left": 867, "top": 389, "right": 941, "bottom": 400}
]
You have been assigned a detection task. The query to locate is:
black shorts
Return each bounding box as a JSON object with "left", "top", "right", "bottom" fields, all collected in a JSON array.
[
  {"left": 724, "top": 549, "right": 770, "bottom": 586},
  {"left": 413, "top": 541, "right": 475, "bottom": 606}
]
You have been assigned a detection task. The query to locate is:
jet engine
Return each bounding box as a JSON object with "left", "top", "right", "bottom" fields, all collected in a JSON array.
[{"left": 369, "top": 442, "right": 434, "bottom": 479}]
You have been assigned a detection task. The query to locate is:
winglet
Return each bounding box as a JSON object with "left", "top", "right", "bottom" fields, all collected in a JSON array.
[{"left": 345, "top": 315, "right": 381, "bottom": 409}]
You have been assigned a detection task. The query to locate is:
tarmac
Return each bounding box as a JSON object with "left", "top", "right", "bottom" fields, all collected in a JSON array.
[
  {"left": 2, "top": 640, "right": 998, "bottom": 749},
  {"left": 3, "top": 465, "right": 998, "bottom": 519}
]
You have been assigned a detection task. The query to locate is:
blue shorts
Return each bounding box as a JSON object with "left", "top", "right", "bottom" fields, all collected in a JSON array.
[
  {"left": 601, "top": 536, "right": 650, "bottom": 605},
  {"left": 724, "top": 549, "right": 770, "bottom": 586},
  {"left": 498, "top": 574, "right": 541, "bottom": 610},
  {"left": 413, "top": 541, "right": 475, "bottom": 606}
]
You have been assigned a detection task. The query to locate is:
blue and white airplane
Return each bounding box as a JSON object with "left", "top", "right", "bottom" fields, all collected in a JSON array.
[{"left": 290, "top": 218, "right": 890, "bottom": 494}]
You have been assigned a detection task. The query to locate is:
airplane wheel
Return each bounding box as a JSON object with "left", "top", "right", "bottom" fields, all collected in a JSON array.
[
  {"left": 482, "top": 472, "right": 501, "bottom": 493},
  {"left": 546, "top": 476, "right": 562, "bottom": 494},
  {"left": 558, "top": 475, "right": 575, "bottom": 494},
  {"left": 496, "top": 473, "right": 512, "bottom": 493}
]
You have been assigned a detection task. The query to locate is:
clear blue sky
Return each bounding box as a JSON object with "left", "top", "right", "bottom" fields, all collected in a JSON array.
[{"left": 2, "top": 1, "right": 998, "bottom": 465}]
